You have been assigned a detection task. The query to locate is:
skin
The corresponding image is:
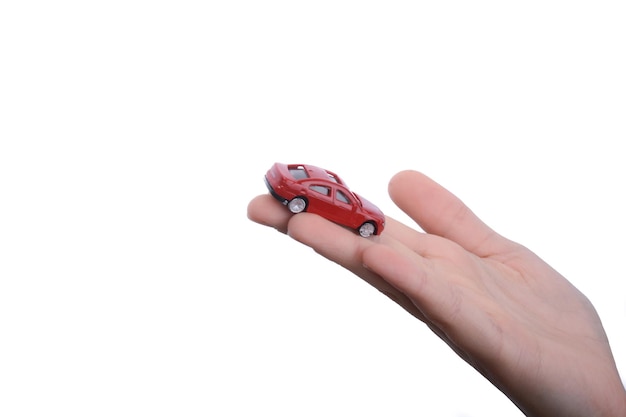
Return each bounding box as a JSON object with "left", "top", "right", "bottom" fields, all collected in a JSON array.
[{"left": 247, "top": 170, "right": 626, "bottom": 417}]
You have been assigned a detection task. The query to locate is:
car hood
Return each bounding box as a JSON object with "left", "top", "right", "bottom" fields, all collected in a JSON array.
[{"left": 355, "top": 193, "right": 384, "bottom": 218}]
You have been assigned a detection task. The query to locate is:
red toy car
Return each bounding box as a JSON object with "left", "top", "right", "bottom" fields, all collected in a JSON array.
[{"left": 264, "top": 163, "right": 385, "bottom": 237}]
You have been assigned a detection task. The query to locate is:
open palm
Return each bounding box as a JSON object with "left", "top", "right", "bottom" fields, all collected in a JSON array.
[{"left": 248, "top": 170, "right": 625, "bottom": 417}]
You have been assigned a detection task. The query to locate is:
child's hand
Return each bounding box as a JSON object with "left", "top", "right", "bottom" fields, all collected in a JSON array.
[{"left": 247, "top": 170, "right": 626, "bottom": 417}]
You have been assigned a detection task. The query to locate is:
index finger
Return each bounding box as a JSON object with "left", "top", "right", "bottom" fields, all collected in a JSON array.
[{"left": 247, "top": 194, "right": 293, "bottom": 234}]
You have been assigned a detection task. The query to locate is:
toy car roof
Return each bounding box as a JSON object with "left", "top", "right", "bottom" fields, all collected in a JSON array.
[{"left": 285, "top": 164, "right": 346, "bottom": 186}]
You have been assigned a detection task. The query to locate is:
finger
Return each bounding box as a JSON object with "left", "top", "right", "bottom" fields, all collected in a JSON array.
[
  {"left": 363, "top": 241, "right": 510, "bottom": 362},
  {"left": 247, "top": 194, "right": 293, "bottom": 234},
  {"left": 383, "top": 216, "right": 461, "bottom": 260},
  {"left": 287, "top": 212, "right": 369, "bottom": 268},
  {"left": 361, "top": 242, "right": 467, "bottom": 334},
  {"left": 286, "top": 213, "right": 427, "bottom": 320},
  {"left": 362, "top": 241, "right": 432, "bottom": 307},
  {"left": 388, "top": 170, "right": 513, "bottom": 257}
]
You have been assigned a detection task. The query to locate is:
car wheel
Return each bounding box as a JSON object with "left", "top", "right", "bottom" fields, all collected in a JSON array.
[
  {"left": 359, "top": 222, "right": 376, "bottom": 238},
  {"left": 288, "top": 197, "right": 307, "bottom": 213}
]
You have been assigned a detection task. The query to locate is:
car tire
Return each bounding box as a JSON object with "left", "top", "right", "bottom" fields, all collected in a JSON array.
[
  {"left": 358, "top": 221, "right": 376, "bottom": 238},
  {"left": 288, "top": 197, "right": 307, "bottom": 213}
]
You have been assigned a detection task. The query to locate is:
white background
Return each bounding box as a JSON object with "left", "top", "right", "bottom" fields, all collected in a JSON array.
[{"left": 1, "top": 1, "right": 625, "bottom": 416}]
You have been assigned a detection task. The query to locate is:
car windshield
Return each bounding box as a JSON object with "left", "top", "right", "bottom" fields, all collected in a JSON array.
[
  {"left": 326, "top": 172, "right": 339, "bottom": 183},
  {"left": 325, "top": 170, "right": 347, "bottom": 186},
  {"left": 288, "top": 166, "right": 309, "bottom": 180}
]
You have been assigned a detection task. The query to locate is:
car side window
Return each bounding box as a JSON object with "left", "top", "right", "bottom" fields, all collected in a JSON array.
[
  {"left": 336, "top": 190, "right": 351, "bottom": 205},
  {"left": 310, "top": 185, "right": 330, "bottom": 196}
]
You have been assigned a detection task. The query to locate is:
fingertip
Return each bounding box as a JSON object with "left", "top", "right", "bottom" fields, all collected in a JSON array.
[
  {"left": 246, "top": 194, "right": 266, "bottom": 222},
  {"left": 389, "top": 169, "right": 421, "bottom": 183},
  {"left": 386, "top": 169, "right": 510, "bottom": 257},
  {"left": 388, "top": 169, "right": 416, "bottom": 189},
  {"left": 246, "top": 194, "right": 292, "bottom": 233},
  {"left": 388, "top": 170, "right": 430, "bottom": 202}
]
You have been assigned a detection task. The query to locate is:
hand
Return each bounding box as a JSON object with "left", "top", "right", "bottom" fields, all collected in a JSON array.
[{"left": 247, "top": 170, "right": 626, "bottom": 417}]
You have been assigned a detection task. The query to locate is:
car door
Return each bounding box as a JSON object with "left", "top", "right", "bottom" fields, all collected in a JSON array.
[
  {"left": 333, "top": 187, "right": 359, "bottom": 228},
  {"left": 306, "top": 184, "right": 336, "bottom": 220}
]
